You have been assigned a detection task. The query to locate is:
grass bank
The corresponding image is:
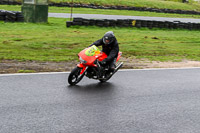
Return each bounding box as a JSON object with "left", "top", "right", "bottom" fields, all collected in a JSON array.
[
  {"left": 0, "top": 18, "right": 200, "bottom": 62},
  {"left": 49, "top": 0, "right": 200, "bottom": 11},
  {"left": 1, "top": 5, "right": 200, "bottom": 19}
]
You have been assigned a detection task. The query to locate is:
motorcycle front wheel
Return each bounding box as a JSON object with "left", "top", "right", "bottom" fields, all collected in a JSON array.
[{"left": 68, "top": 67, "right": 85, "bottom": 85}]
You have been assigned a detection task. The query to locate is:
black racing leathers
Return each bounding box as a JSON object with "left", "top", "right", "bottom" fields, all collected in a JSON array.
[{"left": 89, "top": 37, "right": 119, "bottom": 62}]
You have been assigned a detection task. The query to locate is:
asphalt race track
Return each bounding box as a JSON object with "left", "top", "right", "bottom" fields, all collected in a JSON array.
[
  {"left": 0, "top": 68, "right": 200, "bottom": 133},
  {"left": 49, "top": 13, "right": 200, "bottom": 23}
]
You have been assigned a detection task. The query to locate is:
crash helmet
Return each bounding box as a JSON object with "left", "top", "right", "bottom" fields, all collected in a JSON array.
[{"left": 103, "top": 31, "right": 115, "bottom": 45}]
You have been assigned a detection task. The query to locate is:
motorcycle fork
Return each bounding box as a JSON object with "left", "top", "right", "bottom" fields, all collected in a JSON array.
[{"left": 77, "top": 64, "right": 88, "bottom": 75}]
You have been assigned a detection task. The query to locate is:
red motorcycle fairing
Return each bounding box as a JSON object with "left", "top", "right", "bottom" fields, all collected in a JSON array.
[
  {"left": 77, "top": 48, "right": 108, "bottom": 75},
  {"left": 77, "top": 46, "right": 122, "bottom": 75},
  {"left": 76, "top": 55, "right": 107, "bottom": 75},
  {"left": 68, "top": 45, "right": 123, "bottom": 85},
  {"left": 78, "top": 48, "right": 107, "bottom": 66},
  {"left": 117, "top": 52, "right": 122, "bottom": 62}
]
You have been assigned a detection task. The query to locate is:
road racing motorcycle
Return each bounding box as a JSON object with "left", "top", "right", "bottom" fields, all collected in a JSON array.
[{"left": 68, "top": 45, "right": 123, "bottom": 85}]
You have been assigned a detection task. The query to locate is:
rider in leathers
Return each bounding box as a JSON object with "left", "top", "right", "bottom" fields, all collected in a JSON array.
[{"left": 90, "top": 31, "right": 119, "bottom": 72}]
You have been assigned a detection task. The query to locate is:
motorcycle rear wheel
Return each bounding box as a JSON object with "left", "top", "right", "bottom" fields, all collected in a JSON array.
[
  {"left": 99, "top": 73, "right": 112, "bottom": 83},
  {"left": 99, "top": 62, "right": 123, "bottom": 83},
  {"left": 68, "top": 67, "right": 85, "bottom": 85},
  {"left": 99, "top": 78, "right": 110, "bottom": 83}
]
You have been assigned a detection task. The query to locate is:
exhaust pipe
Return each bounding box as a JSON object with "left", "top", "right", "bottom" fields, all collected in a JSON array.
[{"left": 114, "top": 62, "right": 123, "bottom": 73}]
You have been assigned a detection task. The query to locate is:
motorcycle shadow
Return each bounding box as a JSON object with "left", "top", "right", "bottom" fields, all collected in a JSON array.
[{"left": 67, "top": 82, "right": 115, "bottom": 92}]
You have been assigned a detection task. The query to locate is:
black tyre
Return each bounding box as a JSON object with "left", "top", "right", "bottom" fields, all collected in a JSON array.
[
  {"left": 68, "top": 67, "right": 85, "bottom": 85},
  {"left": 99, "top": 62, "right": 123, "bottom": 83},
  {"left": 99, "top": 77, "right": 111, "bottom": 83},
  {"left": 99, "top": 73, "right": 112, "bottom": 83}
]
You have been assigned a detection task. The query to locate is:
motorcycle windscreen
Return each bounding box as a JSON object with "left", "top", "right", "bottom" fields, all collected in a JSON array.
[{"left": 85, "top": 45, "right": 100, "bottom": 56}]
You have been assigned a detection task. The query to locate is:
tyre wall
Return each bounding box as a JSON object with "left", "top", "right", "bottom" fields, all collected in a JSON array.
[
  {"left": 0, "top": 10, "right": 24, "bottom": 22},
  {"left": 67, "top": 18, "right": 200, "bottom": 30}
]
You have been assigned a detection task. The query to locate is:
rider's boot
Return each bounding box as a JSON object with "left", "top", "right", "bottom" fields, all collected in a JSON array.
[{"left": 108, "top": 58, "right": 117, "bottom": 74}]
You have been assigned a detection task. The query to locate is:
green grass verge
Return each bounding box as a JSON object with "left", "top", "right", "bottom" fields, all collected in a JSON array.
[
  {"left": 0, "top": 18, "right": 200, "bottom": 62},
  {"left": 49, "top": 0, "right": 200, "bottom": 11},
  {"left": 7, "top": 0, "right": 200, "bottom": 11},
  {"left": 1, "top": 5, "right": 200, "bottom": 19}
]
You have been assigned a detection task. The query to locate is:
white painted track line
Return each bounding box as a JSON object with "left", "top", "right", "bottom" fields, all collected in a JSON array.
[
  {"left": 0, "top": 67, "right": 200, "bottom": 77},
  {"left": 0, "top": 72, "right": 70, "bottom": 77}
]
